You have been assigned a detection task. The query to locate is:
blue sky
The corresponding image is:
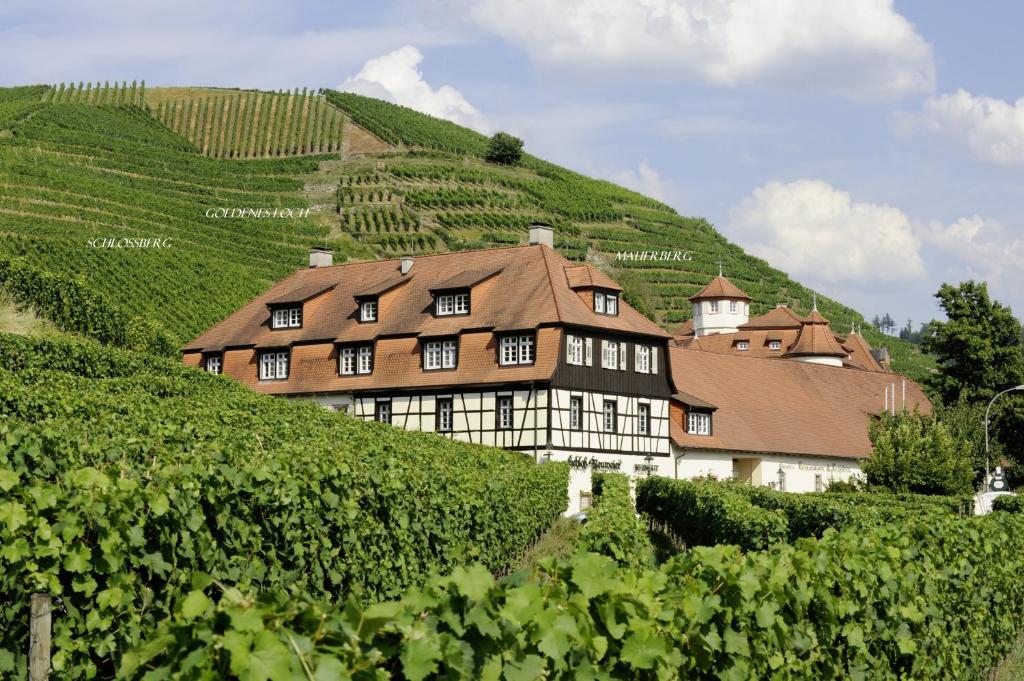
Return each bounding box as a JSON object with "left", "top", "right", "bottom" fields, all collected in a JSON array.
[{"left": 2, "top": 0, "right": 1022, "bottom": 329}]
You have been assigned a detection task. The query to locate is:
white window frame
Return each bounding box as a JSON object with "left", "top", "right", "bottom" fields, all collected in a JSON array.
[
  {"left": 375, "top": 400, "right": 391, "bottom": 424},
  {"left": 500, "top": 334, "right": 534, "bottom": 365},
  {"left": 441, "top": 340, "right": 457, "bottom": 369},
  {"left": 635, "top": 345, "right": 650, "bottom": 374},
  {"left": 601, "top": 340, "right": 618, "bottom": 370},
  {"left": 745, "top": 303, "right": 750, "bottom": 315},
  {"left": 729, "top": 300, "right": 737, "bottom": 313},
  {"left": 360, "top": 300, "right": 377, "bottom": 322},
  {"left": 709, "top": 301, "right": 719, "bottom": 314},
  {"left": 272, "top": 308, "right": 289, "bottom": 329},
  {"left": 339, "top": 347, "right": 356, "bottom": 375},
  {"left": 567, "top": 334, "right": 583, "bottom": 366},
  {"left": 769, "top": 340, "right": 782, "bottom": 351},
  {"left": 437, "top": 398, "right": 453, "bottom": 433},
  {"left": 206, "top": 355, "right": 222, "bottom": 374},
  {"left": 498, "top": 396, "right": 514, "bottom": 430},
  {"left": 436, "top": 294, "right": 454, "bottom": 316},
  {"left": 259, "top": 350, "right": 289, "bottom": 380},
  {"left": 603, "top": 400, "right": 617, "bottom": 433},
  {"left": 289, "top": 307, "right": 302, "bottom": 327},
  {"left": 638, "top": 403, "right": 650, "bottom": 435},
  {"left": 569, "top": 396, "right": 582, "bottom": 430},
  {"left": 594, "top": 291, "right": 606, "bottom": 314},
  {"left": 737, "top": 341, "right": 749, "bottom": 351},
  {"left": 358, "top": 345, "right": 373, "bottom": 374},
  {"left": 687, "top": 411, "right": 711, "bottom": 436},
  {"left": 606, "top": 295, "right": 618, "bottom": 315},
  {"left": 453, "top": 293, "right": 469, "bottom": 314}
]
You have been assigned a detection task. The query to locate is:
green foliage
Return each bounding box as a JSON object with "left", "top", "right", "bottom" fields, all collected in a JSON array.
[
  {"left": 923, "top": 280, "right": 1024, "bottom": 404},
  {"left": 0, "top": 333, "right": 568, "bottom": 677},
  {"left": 485, "top": 132, "right": 525, "bottom": 165},
  {"left": 0, "top": 102, "right": 330, "bottom": 344},
  {"left": 636, "top": 477, "right": 788, "bottom": 550},
  {"left": 994, "top": 495, "right": 1024, "bottom": 513},
  {"left": 864, "top": 411, "right": 975, "bottom": 496},
  {"left": 577, "top": 473, "right": 653, "bottom": 569},
  {"left": 41, "top": 80, "right": 144, "bottom": 107},
  {"left": 154, "top": 90, "right": 344, "bottom": 158},
  {"left": 0, "top": 256, "right": 176, "bottom": 355},
  {"left": 824, "top": 478, "right": 862, "bottom": 493},
  {"left": 127, "top": 512, "right": 1024, "bottom": 680}
]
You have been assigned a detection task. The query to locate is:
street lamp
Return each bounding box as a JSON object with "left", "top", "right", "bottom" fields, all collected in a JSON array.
[{"left": 985, "top": 385, "right": 1024, "bottom": 489}]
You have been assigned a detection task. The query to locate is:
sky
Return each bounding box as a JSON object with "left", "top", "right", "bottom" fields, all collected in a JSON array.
[{"left": 2, "top": 0, "right": 1023, "bottom": 328}]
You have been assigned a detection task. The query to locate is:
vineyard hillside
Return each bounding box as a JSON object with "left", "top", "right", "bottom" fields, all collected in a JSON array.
[{"left": 0, "top": 84, "right": 931, "bottom": 379}]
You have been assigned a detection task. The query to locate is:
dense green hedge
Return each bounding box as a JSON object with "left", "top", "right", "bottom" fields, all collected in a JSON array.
[
  {"left": 577, "top": 473, "right": 652, "bottom": 569},
  {"left": 0, "top": 335, "right": 569, "bottom": 678},
  {"left": 0, "top": 256, "right": 176, "bottom": 355},
  {"left": 636, "top": 477, "right": 788, "bottom": 550},
  {"left": 125, "top": 511, "right": 1024, "bottom": 679},
  {"left": 993, "top": 495, "right": 1024, "bottom": 513}
]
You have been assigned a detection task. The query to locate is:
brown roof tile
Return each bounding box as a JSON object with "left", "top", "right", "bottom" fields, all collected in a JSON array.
[
  {"left": 668, "top": 347, "right": 930, "bottom": 458},
  {"left": 564, "top": 264, "right": 623, "bottom": 292},
  {"left": 785, "top": 310, "right": 848, "bottom": 358},
  {"left": 688, "top": 275, "right": 751, "bottom": 302}
]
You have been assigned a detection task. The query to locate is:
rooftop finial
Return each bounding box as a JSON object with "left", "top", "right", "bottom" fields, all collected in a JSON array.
[
  {"left": 718, "top": 259, "right": 724, "bottom": 277},
  {"left": 850, "top": 321, "right": 855, "bottom": 335},
  {"left": 812, "top": 292, "right": 817, "bottom": 311}
]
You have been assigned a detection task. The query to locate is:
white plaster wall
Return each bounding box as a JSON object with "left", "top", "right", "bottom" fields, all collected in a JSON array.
[
  {"left": 544, "top": 448, "right": 673, "bottom": 514},
  {"left": 793, "top": 356, "right": 844, "bottom": 367},
  {"left": 692, "top": 299, "right": 749, "bottom": 337},
  {"left": 672, "top": 447, "right": 862, "bottom": 492}
]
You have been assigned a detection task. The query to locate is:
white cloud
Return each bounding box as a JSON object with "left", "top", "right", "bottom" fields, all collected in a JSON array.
[
  {"left": 727, "top": 180, "right": 926, "bottom": 284},
  {"left": 339, "top": 45, "right": 492, "bottom": 133},
  {"left": 606, "top": 160, "right": 678, "bottom": 206},
  {"left": 458, "top": 0, "right": 934, "bottom": 98},
  {"left": 895, "top": 89, "right": 1024, "bottom": 166}
]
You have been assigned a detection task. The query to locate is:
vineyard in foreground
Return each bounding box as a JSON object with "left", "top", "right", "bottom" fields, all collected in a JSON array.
[
  {"left": 112, "top": 475, "right": 1024, "bottom": 679},
  {"left": 0, "top": 333, "right": 568, "bottom": 678}
]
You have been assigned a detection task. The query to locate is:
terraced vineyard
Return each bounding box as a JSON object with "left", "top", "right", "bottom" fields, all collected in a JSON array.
[
  {"left": 151, "top": 87, "right": 345, "bottom": 158},
  {"left": 0, "top": 86, "right": 331, "bottom": 350},
  {"left": 0, "top": 84, "right": 932, "bottom": 379}
]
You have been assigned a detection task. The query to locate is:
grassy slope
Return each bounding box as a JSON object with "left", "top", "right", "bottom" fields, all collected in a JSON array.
[{"left": 0, "top": 84, "right": 931, "bottom": 380}]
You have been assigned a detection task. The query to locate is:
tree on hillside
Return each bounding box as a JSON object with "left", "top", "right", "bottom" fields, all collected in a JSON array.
[
  {"left": 863, "top": 411, "right": 974, "bottom": 496},
  {"left": 485, "top": 132, "right": 524, "bottom": 165}
]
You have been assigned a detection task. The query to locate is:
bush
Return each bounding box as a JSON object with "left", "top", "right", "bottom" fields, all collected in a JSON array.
[
  {"left": 484, "top": 131, "right": 524, "bottom": 165},
  {"left": 577, "top": 473, "right": 652, "bottom": 569},
  {"left": 825, "top": 478, "right": 862, "bottom": 493},
  {"left": 994, "top": 494, "right": 1024, "bottom": 513},
  {"left": 863, "top": 411, "right": 974, "bottom": 496},
  {"left": 126, "top": 512, "right": 1024, "bottom": 680},
  {"left": 636, "top": 477, "right": 788, "bottom": 550}
]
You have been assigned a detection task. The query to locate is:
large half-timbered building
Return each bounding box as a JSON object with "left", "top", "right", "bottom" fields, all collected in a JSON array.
[{"left": 183, "top": 227, "right": 674, "bottom": 511}]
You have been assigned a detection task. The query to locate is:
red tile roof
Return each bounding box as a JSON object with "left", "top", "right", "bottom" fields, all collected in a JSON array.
[
  {"left": 688, "top": 275, "right": 751, "bottom": 301},
  {"left": 668, "top": 347, "right": 931, "bottom": 458},
  {"left": 785, "top": 309, "right": 848, "bottom": 358},
  {"left": 564, "top": 264, "right": 623, "bottom": 292}
]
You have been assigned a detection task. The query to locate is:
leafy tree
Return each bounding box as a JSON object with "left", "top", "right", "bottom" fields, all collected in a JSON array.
[
  {"left": 485, "top": 132, "right": 524, "bottom": 165},
  {"left": 863, "top": 412, "right": 974, "bottom": 496},
  {"left": 923, "top": 281, "right": 1024, "bottom": 403}
]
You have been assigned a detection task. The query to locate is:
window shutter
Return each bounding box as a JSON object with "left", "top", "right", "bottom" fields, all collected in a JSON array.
[
  {"left": 634, "top": 344, "right": 642, "bottom": 373},
  {"left": 585, "top": 338, "right": 593, "bottom": 366},
  {"left": 566, "top": 335, "right": 574, "bottom": 364},
  {"left": 651, "top": 346, "right": 658, "bottom": 373},
  {"left": 600, "top": 341, "right": 609, "bottom": 369},
  {"left": 619, "top": 342, "right": 627, "bottom": 371}
]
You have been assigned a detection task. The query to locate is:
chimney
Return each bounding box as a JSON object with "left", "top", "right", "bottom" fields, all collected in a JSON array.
[
  {"left": 400, "top": 256, "right": 414, "bottom": 275},
  {"left": 309, "top": 247, "right": 333, "bottom": 268},
  {"left": 528, "top": 223, "right": 554, "bottom": 248},
  {"left": 870, "top": 346, "right": 892, "bottom": 370}
]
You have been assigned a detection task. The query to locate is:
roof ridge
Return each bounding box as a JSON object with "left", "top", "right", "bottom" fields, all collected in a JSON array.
[
  {"left": 670, "top": 344, "right": 908, "bottom": 377},
  {"left": 295, "top": 243, "right": 544, "bottom": 271}
]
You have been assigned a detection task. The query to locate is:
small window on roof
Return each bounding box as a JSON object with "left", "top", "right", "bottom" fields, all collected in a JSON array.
[
  {"left": 736, "top": 341, "right": 749, "bottom": 351},
  {"left": 769, "top": 340, "right": 781, "bottom": 351},
  {"left": 360, "top": 299, "right": 377, "bottom": 322}
]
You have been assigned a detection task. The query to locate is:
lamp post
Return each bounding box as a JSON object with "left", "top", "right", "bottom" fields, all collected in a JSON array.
[{"left": 985, "top": 385, "right": 1024, "bottom": 489}]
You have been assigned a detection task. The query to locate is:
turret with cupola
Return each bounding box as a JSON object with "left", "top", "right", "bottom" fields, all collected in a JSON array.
[{"left": 688, "top": 269, "right": 752, "bottom": 337}]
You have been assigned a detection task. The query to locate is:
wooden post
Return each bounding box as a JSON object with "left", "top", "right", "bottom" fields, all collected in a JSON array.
[{"left": 29, "top": 593, "right": 51, "bottom": 681}]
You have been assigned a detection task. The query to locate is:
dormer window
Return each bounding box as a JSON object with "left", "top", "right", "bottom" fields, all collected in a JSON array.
[
  {"left": 687, "top": 411, "right": 711, "bottom": 436},
  {"left": 360, "top": 299, "right": 377, "bottom": 322},
  {"left": 272, "top": 306, "right": 302, "bottom": 329},
  {"left": 259, "top": 350, "right": 289, "bottom": 380},
  {"left": 424, "top": 339, "right": 458, "bottom": 370},
  {"left": 205, "top": 354, "right": 222, "bottom": 374},
  {"left": 436, "top": 292, "right": 469, "bottom": 316},
  {"left": 769, "top": 340, "right": 781, "bottom": 351},
  {"left": 499, "top": 334, "right": 535, "bottom": 365},
  {"left": 593, "top": 290, "right": 619, "bottom": 316},
  {"left": 737, "top": 341, "right": 749, "bottom": 351},
  {"left": 339, "top": 344, "right": 374, "bottom": 375}
]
